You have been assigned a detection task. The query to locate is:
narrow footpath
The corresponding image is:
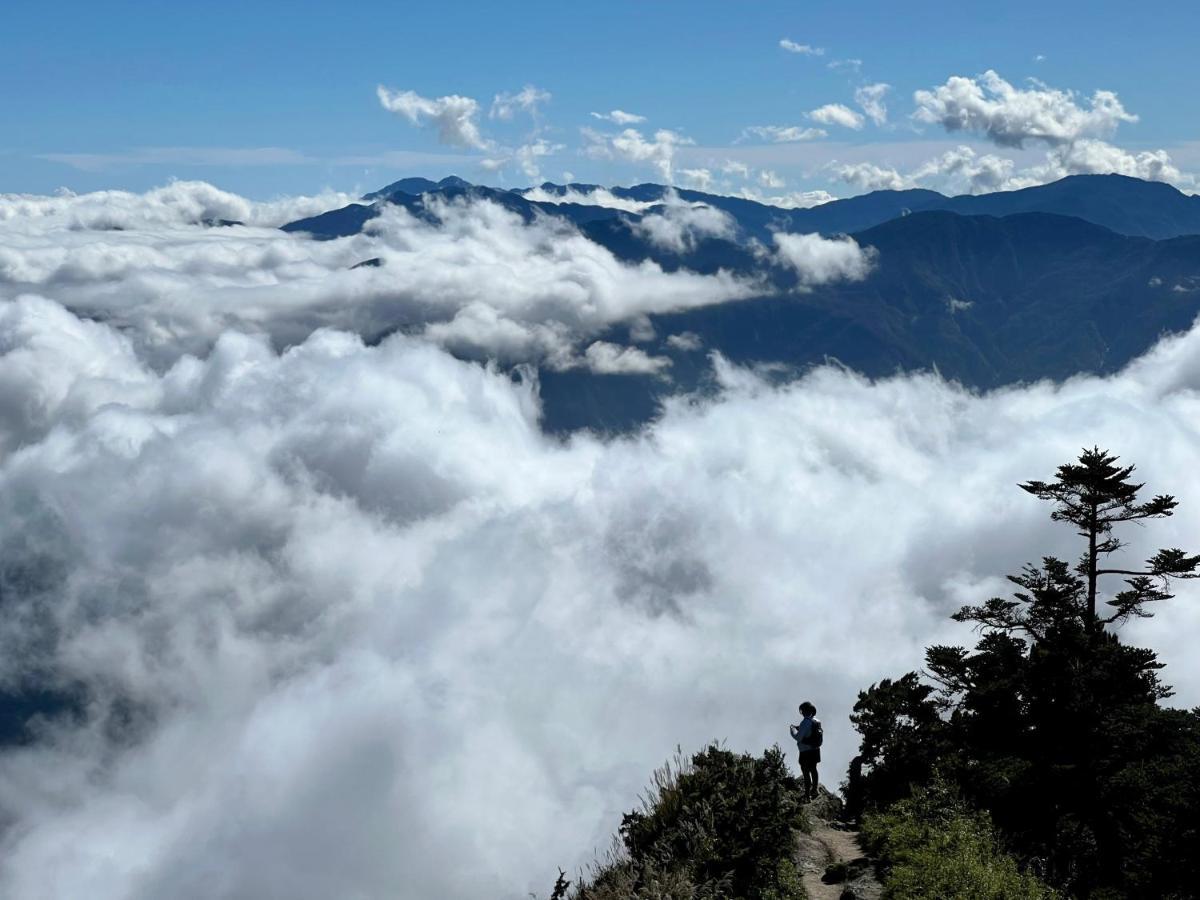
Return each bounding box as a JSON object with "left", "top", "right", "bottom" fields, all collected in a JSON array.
[{"left": 794, "top": 791, "right": 882, "bottom": 900}]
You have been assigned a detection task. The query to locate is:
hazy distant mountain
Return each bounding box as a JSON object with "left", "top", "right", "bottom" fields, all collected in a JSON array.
[
  {"left": 362, "top": 174, "right": 471, "bottom": 201},
  {"left": 282, "top": 178, "right": 629, "bottom": 239},
  {"left": 288, "top": 173, "right": 1200, "bottom": 243},
  {"left": 280, "top": 175, "right": 1200, "bottom": 431},
  {"left": 540, "top": 211, "right": 1200, "bottom": 431},
  {"left": 934, "top": 175, "right": 1200, "bottom": 240}
]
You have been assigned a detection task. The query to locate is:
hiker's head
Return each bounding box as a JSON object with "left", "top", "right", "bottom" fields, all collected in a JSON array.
[{"left": 799, "top": 701, "right": 816, "bottom": 717}]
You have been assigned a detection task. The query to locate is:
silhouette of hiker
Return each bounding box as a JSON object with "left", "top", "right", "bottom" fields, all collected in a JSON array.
[{"left": 789, "top": 701, "right": 822, "bottom": 801}]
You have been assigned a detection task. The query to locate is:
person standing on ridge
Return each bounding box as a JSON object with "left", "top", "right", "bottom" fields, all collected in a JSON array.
[{"left": 790, "top": 701, "right": 822, "bottom": 801}]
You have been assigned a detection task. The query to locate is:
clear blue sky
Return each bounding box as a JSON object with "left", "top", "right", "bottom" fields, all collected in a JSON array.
[{"left": 4, "top": 0, "right": 1198, "bottom": 199}]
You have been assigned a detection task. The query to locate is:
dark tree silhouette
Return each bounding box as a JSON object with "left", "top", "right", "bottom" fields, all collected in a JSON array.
[
  {"left": 848, "top": 449, "right": 1200, "bottom": 896},
  {"left": 1019, "top": 446, "right": 1200, "bottom": 629}
]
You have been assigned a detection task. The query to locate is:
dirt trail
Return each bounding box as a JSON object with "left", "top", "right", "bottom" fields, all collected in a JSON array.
[{"left": 794, "top": 792, "right": 882, "bottom": 900}]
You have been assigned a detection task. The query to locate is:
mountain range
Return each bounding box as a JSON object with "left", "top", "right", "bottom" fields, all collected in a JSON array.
[{"left": 282, "top": 174, "right": 1200, "bottom": 432}]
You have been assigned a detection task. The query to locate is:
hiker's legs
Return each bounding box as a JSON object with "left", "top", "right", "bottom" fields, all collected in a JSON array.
[{"left": 799, "top": 753, "right": 818, "bottom": 799}]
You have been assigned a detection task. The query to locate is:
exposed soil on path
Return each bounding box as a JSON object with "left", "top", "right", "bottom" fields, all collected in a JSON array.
[{"left": 794, "top": 791, "right": 882, "bottom": 900}]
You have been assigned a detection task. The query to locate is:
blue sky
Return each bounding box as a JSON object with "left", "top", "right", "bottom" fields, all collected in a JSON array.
[{"left": 4, "top": 0, "right": 1199, "bottom": 199}]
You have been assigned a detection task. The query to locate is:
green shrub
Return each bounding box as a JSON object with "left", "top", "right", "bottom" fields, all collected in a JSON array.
[
  {"left": 571, "top": 744, "right": 809, "bottom": 900},
  {"left": 861, "top": 780, "right": 1057, "bottom": 899}
]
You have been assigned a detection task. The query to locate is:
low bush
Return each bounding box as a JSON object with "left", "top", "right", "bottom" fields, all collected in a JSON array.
[
  {"left": 860, "top": 780, "right": 1057, "bottom": 899},
  {"left": 569, "top": 744, "right": 809, "bottom": 900}
]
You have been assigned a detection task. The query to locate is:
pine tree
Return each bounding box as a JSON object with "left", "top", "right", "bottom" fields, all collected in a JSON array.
[
  {"left": 848, "top": 449, "right": 1200, "bottom": 895},
  {"left": 1019, "top": 446, "right": 1200, "bottom": 630}
]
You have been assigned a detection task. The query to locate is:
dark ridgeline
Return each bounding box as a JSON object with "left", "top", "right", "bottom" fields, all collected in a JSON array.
[
  {"left": 848, "top": 449, "right": 1200, "bottom": 897},
  {"left": 282, "top": 174, "right": 1200, "bottom": 435}
]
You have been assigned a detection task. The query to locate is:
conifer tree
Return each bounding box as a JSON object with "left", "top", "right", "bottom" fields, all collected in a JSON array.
[
  {"left": 1018, "top": 446, "right": 1200, "bottom": 630},
  {"left": 848, "top": 448, "right": 1200, "bottom": 895}
]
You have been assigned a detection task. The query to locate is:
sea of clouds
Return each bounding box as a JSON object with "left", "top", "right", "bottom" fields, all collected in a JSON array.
[{"left": 2, "top": 183, "right": 1200, "bottom": 899}]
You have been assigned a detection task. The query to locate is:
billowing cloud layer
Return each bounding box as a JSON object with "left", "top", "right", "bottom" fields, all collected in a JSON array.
[
  {"left": 0, "top": 181, "right": 355, "bottom": 230},
  {"left": 519, "top": 186, "right": 658, "bottom": 213},
  {"left": 4, "top": 285, "right": 1200, "bottom": 899},
  {"left": 833, "top": 140, "right": 1196, "bottom": 196},
  {"left": 0, "top": 184, "right": 766, "bottom": 372},
  {"left": 913, "top": 70, "right": 1137, "bottom": 148},
  {"left": 833, "top": 146, "right": 1021, "bottom": 195}
]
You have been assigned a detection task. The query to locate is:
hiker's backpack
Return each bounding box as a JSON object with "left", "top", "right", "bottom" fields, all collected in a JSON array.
[{"left": 808, "top": 721, "right": 824, "bottom": 748}]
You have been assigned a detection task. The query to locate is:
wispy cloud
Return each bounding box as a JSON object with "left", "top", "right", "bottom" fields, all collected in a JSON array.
[
  {"left": 39, "top": 147, "right": 482, "bottom": 173},
  {"left": 591, "top": 109, "right": 647, "bottom": 125},
  {"left": 377, "top": 86, "right": 493, "bottom": 150},
  {"left": 38, "top": 146, "right": 316, "bottom": 172},
  {"left": 740, "top": 125, "right": 828, "bottom": 144},
  {"left": 779, "top": 39, "right": 824, "bottom": 56}
]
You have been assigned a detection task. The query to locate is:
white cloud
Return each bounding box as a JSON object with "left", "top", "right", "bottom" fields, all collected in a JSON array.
[
  {"left": 679, "top": 168, "right": 715, "bottom": 191},
  {"left": 830, "top": 161, "right": 911, "bottom": 192},
  {"left": 913, "top": 70, "right": 1137, "bottom": 148},
  {"left": 828, "top": 58, "right": 863, "bottom": 73},
  {"left": 666, "top": 331, "right": 703, "bottom": 351},
  {"left": 830, "top": 141, "right": 1197, "bottom": 196},
  {"left": 6, "top": 290, "right": 1200, "bottom": 899},
  {"left": 590, "top": 110, "right": 647, "bottom": 125},
  {"left": 633, "top": 193, "right": 738, "bottom": 253},
  {"left": 809, "top": 104, "right": 866, "bottom": 130},
  {"left": 38, "top": 146, "right": 315, "bottom": 172},
  {"left": 722, "top": 160, "right": 752, "bottom": 179},
  {"left": 759, "top": 170, "right": 786, "bottom": 189},
  {"left": 737, "top": 188, "right": 838, "bottom": 209},
  {"left": 490, "top": 85, "right": 552, "bottom": 120},
  {"left": 580, "top": 340, "right": 672, "bottom": 376},
  {"left": 376, "top": 86, "right": 492, "bottom": 150},
  {"left": 1034, "top": 139, "right": 1196, "bottom": 189},
  {"left": 0, "top": 181, "right": 354, "bottom": 230},
  {"left": 519, "top": 186, "right": 657, "bottom": 213},
  {"left": 909, "top": 145, "right": 1022, "bottom": 194},
  {"left": 514, "top": 139, "right": 565, "bottom": 180},
  {"left": 12, "top": 177, "right": 1200, "bottom": 900},
  {"left": 0, "top": 185, "right": 758, "bottom": 368},
  {"left": 779, "top": 39, "right": 824, "bottom": 56},
  {"left": 855, "top": 83, "right": 891, "bottom": 126},
  {"left": 583, "top": 128, "right": 694, "bottom": 182},
  {"left": 831, "top": 148, "right": 1022, "bottom": 196},
  {"left": 679, "top": 162, "right": 835, "bottom": 208},
  {"left": 741, "top": 125, "right": 828, "bottom": 143},
  {"left": 772, "top": 232, "right": 878, "bottom": 286}
]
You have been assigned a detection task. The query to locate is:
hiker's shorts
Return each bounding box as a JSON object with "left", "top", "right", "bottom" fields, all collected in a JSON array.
[{"left": 799, "top": 748, "right": 821, "bottom": 768}]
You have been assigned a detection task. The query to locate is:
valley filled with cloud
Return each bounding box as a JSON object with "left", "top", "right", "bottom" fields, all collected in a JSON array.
[{"left": 3, "top": 178, "right": 1200, "bottom": 898}]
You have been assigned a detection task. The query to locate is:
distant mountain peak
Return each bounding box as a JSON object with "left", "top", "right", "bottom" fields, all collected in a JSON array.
[{"left": 362, "top": 175, "right": 475, "bottom": 202}]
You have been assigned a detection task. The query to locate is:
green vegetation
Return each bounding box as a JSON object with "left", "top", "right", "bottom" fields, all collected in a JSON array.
[
  {"left": 557, "top": 449, "right": 1200, "bottom": 899},
  {"left": 860, "top": 780, "right": 1057, "bottom": 899},
  {"left": 567, "top": 745, "right": 810, "bottom": 900},
  {"left": 848, "top": 449, "right": 1200, "bottom": 897}
]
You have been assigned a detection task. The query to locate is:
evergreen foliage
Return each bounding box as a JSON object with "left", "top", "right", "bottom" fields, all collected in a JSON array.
[
  {"left": 567, "top": 745, "right": 809, "bottom": 900},
  {"left": 860, "top": 779, "right": 1058, "bottom": 899},
  {"left": 849, "top": 449, "right": 1200, "bottom": 896},
  {"left": 859, "top": 782, "right": 1056, "bottom": 900}
]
